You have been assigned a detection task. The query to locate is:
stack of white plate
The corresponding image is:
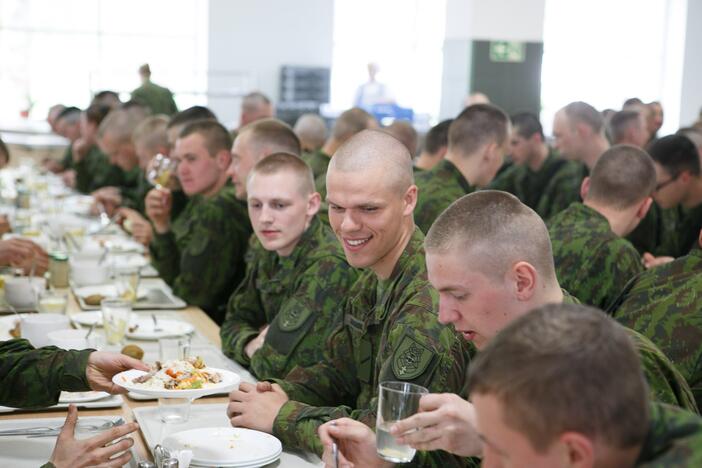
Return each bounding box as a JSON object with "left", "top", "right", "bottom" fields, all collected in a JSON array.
[{"left": 163, "top": 427, "right": 282, "bottom": 467}]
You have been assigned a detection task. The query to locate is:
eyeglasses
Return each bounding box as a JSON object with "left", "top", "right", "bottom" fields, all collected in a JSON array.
[{"left": 655, "top": 173, "right": 680, "bottom": 192}]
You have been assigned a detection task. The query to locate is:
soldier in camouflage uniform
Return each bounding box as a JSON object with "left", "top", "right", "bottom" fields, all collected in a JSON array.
[
  {"left": 611, "top": 231, "right": 702, "bottom": 409},
  {"left": 227, "top": 130, "right": 470, "bottom": 467},
  {"left": 414, "top": 104, "right": 510, "bottom": 234},
  {"left": 466, "top": 304, "right": 702, "bottom": 468},
  {"left": 131, "top": 64, "right": 178, "bottom": 116},
  {"left": 487, "top": 112, "right": 584, "bottom": 220},
  {"left": 414, "top": 119, "right": 452, "bottom": 172},
  {"left": 220, "top": 154, "right": 358, "bottom": 379},
  {"left": 147, "top": 120, "right": 251, "bottom": 324},
  {"left": 548, "top": 145, "right": 658, "bottom": 309},
  {"left": 293, "top": 113, "right": 327, "bottom": 154}
]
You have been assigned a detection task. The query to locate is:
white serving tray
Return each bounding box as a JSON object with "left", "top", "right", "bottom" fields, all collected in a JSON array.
[
  {"left": 0, "top": 394, "right": 124, "bottom": 414},
  {"left": 72, "top": 278, "right": 187, "bottom": 310},
  {"left": 0, "top": 415, "right": 138, "bottom": 468},
  {"left": 133, "top": 403, "right": 322, "bottom": 467}
]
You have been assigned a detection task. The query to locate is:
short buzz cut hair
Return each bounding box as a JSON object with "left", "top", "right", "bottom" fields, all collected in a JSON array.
[
  {"left": 167, "top": 106, "right": 217, "bottom": 129},
  {"left": 248, "top": 152, "right": 315, "bottom": 195},
  {"left": 239, "top": 118, "right": 302, "bottom": 156},
  {"left": 609, "top": 110, "right": 642, "bottom": 143},
  {"left": 97, "top": 108, "right": 147, "bottom": 143},
  {"left": 448, "top": 104, "right": 510, "bottom": 157},
  {"left": 132, "top": 115, "right": 169, "bottom": 150},
  {"left": 179, "top": 119, "right": 233, "bottom": 157},
  {"left": 511, "top": 112, "right": 544, "bottom": 141},
  {"left": 562, "top": 101, "right": 604, "bottom": 134},
  {"left": 332, "top": 107, "right": 376, "bottom": 142},
  {"left": 56, "top": 106, "right": 81, "bottom": 125},
  {"left": 586, "top": 145, "right": 656, "bottom": 209},
  {"left": 468, "top": 303, "right": 650, "bottom": 452},
  {"left": 424, "top": 119, "right": 452, "bottom": 155},
  {"left": 648, "top": 135, "right": 701, "bottom": 177},
  {"left": 84, "top": 103, "right": 112, "bottom": 126},
  {"left": 425, "top": 190, "right": 557, "bottom": 282}
]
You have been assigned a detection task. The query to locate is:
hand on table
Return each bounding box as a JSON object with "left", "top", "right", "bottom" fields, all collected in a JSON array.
[
  {"left": 244, "top": 325, "right": 269, "bottom": 358},
  {"left": 227, "top": 381, "right": 288, "bottom": 433},
  {"left": 61, "top": 170, "right": 76, "bottom": 189},
  {"left": 642, "top": 252, "right": 674, "bottom": 269},
  {"left": 117, "top": 207, "right": 153, "bottom": 246},
  {"left": 49, "top": 405, "right": 139, "bottom": 468},
  {"left": 390, "top": 393, "right": 482, "bottom": 457},
  {"left": 319, "top": 418, "right": 391, "bottom": 468},
  {"left": 144, "top": 188, "right": 172, "bottom": 234},
  {"left": 0, "top": 238, "right": 48, "bottom": 275},
  {"left": 91, "top": 187, "right": 122, "bottom": 217},
  {"left": 85, "top": 351, "right": 149, "bottom": 394}
]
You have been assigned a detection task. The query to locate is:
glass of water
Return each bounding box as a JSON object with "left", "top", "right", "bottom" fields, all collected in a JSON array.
[
  {"left": 37, "top": 291, "right": 68, "bottom": 314},
  {"left": 101, "top": 298, "right": 131, "bottom": 345},
  {"left": 376, "top": 381, "right": 428, "bottom": 463},
  {"left": 158, "top": 336, "right": 193, "bottom": 424}
]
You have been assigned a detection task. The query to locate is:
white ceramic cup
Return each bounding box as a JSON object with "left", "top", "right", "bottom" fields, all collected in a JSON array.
[
  {"left": 70, "top": 260, "right": 109, "bottom": 286},
  {"left": 47, "top": 329, "right": 92, "bottom": 350},
  {"left": 4, "top": 277, "right": 46, "bottom": 310},
  {"left": 22, "top": 313, "right": 71, "bottom": 348}
]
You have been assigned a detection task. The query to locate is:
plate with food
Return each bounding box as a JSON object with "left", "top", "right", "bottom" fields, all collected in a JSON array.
[
  {"left": 162, "top": 427, "right": 282, "bottom": 467},
  {"left": 113, "top": 356, "right": 240, "bottom": 399},
  {"left": 58, "top": 391, "right": 111, "bottom": 404},
  {"left": 126, "top": 318, "right": 194, "bottom": 340}
]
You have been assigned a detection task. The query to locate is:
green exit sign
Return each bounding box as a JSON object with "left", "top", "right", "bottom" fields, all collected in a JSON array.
[{"left": 489, "top": 41, "right": 526, "bottom": 63}]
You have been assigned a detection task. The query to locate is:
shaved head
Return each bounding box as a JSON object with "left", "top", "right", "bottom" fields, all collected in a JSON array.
[
  {"left": 329, "top": 129, "right": 414, "bottom": 194},
  {"left": 426, "top": 190, "right": 557, "bottom": 282}
]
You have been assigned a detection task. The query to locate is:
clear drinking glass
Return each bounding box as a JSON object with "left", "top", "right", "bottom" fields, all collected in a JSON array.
[
  {"left": 115, "top": 267, "right": 141, "bottom": 303},
  {"left": 157, "top": 336, "right": 193, "bottom": 424},
  {"left": 147, "top": 154, "right": 177, "bottom": 189},
  {"left": 37, "top": 291, "right": 68, "bottom": 314},
  {"left": 101, "top": 298, "right": 131, "bottom": 345},
  {"left": 376, "top": 381, "right": 429, "bottom": 463}
]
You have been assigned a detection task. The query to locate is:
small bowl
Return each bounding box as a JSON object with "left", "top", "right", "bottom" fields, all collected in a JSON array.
[
  {"left": 70, "top": 260, "right": 109, "bottom": 286},
  {"left": 47, "top": 329, "right": 92, "bottom": 350},
  {"left": 22, "top": 313, "right": 71, "bottom": 348},
  {"left": 4, "top": 276, "right": 46, "bottom": 310}
]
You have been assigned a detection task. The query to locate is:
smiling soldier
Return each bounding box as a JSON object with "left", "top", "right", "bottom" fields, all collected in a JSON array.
[{"left": 220, "top": 152, "right": 357, "bottom": 380}]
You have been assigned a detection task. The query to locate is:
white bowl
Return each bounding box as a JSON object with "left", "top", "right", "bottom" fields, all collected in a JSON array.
[
  {"left": 70, "top": 260, "right": 109, "bottom": 286},
  {"left": 4, "top": 276, "right": 46, "bottom": 309},
  {"left": 47, "top": 329, "right": 92, "bottom": 350},
  {"left": 22, "top": 313, "right": 71, "bottom": 348}
]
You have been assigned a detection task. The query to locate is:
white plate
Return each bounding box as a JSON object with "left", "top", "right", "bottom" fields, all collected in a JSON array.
[
  {"left": 126, "top": 318, "right": 194, "bottom": 340},
  {"left": 112, "top": 368, "right": 240, "bottom": 399},
  {"left": 109, "top": 254, "right": 148, "bottom": 270},
  {"left": 0, "top": 314, "right": 27, "bottom": 340},
  {"left": 163, "top": 427, "right": 282, "bottom": 467},
  {"left": 58, "top": 391, "right": 111, "bottom": 404},
  {"left": 71, "top": 311, "right": 138, "bottom": 328}
]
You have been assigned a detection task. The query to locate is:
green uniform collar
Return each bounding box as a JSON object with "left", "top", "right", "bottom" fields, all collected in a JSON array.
[
  {"left": 434, "top": 159, "right": 473, "bottom": 194},
  {"left": 276, "top": 216, "right": 323, "bottom": 270}
]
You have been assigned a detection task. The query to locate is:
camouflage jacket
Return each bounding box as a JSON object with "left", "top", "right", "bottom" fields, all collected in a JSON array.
[
  {"left": 636, "top": 402, "right": 702, "bottom": 467},
  {"left": 414, "top": 159, "right": 474, "bottom": 234},
  {"left": 549, "top": 202, "right": 644, "bottom": 310},
  {"left": 60, "top": 144, "right": 74, "bottom": 171},
  {"left": 220, "top": 217, "right": 358, "bottom": 380},
  {"left": 131, "top": 80, "right": 178, "bottom": 116},
  {"left": 270, "top": 229, "right": 471, "bottom": 467},
  {"left": 302, "top": 149, "right": 331, "bottom": 183},
  {"left": 488, "top": 150, "right": 585, "bottom": 220},
  {"left": 611, "top": 248, "right": 702, "bottom": 410},
  {"left": 150, "top": 185, "right": 252, "bottom": 324},
  {"left": 656, "top": 203, "right": 702, "bottom": 258},
  {"left": 74, "top": 145, "right": 124, "bottom": 194},
  {"left": 0, "top": 339, "right": 91, "bottom": 408},
  {"left": 565, "top": 290, "right": 697, "bottom": 413}
]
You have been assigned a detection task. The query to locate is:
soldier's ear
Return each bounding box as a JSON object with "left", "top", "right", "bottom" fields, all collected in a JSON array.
[
  {"left": 510, "top": 261, "right": 537, "bottom": 301},
  {"left": 580, "top": 177, "right": 590, "bottom": 200},
  {"left": 403, "top": 184, "right": 418, "bottom": 215},
  {"left": 636, "top": 197, "right": 653, "bottom": 221},
  {"left": 698, "top": 228, "right": 702, "bottom": 249},
  {"left": 307, "top": 192, "right": 321, "bottom": 217}
]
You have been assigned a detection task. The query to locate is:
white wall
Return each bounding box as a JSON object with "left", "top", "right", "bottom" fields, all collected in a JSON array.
[
  {"left": 207, "top": 0, "right": 334, "bottom": 126},
  {"left": 679, "top": 0, "right": 702, "bottom": 127}
]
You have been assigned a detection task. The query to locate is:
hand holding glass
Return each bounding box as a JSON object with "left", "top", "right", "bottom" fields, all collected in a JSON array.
[{"left": 376, "top": 381, "right": 428, "bottom": 463}]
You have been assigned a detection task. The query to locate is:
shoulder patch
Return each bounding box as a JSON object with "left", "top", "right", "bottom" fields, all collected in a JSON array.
[
  {"left": 392, "top": 334, "right": 434, "bottom": 380},
  {"left": 278, "top": 306, "right": 313, "bottom": 332}
]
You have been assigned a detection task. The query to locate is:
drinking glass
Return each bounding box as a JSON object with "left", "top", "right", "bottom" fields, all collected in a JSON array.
[
  {"left": 115, "top": 267, "right": 140, "bottom": 303},
  {"left": 376, "top": 381, "right": 428, "bottom": 463},
  {"left": 37, "top": 291, "right": 68, "bottom": 314},
  {"left": 147, "top": 154, "right": 177, "bottom": 189},
  {"left": 101, "top": 298, "right": 131, "bottom": 345},
  {"left": 158, "top": 336, "right": 193, "bottom": 424}
]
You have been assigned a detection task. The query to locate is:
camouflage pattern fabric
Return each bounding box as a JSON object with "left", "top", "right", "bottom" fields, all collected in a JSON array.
[
  {"left": 150, "top": 185, "right": 252, "bottom": 324},
  {"left": 74, "top": 145, "right": 124, "bottom": 194},
  {"left": 131, "top": 80, "right": 178, "bottom": 116},
  {"left": 270, "top": 229, "right": 471, "bottom": 467},
  {"left": 301, "top": 149, "right": 331, "bottom": 183},
  {"left": 488, "top": 150, "right": 585, "bottom": 220},
  {"left": 655, "top": 204, "right": 702, "bottom": 258},
  {"left": 220, "top": 217, "right": 358, "bottom": 380},
  {"left": 414, "top": 159, "right": 474, "bottom": 234},
  {"left": 635, "top": 402, "right": 702, "bottom": 467},
  {"left": 0, "top": 339, "right": 91, "bottom": 408},
  {"left": 611, "top": 248, "right": 702, "bottom": 410},
  {"left": 60, "top": 144, "right": 74, "bottom": 171},
  {"left": 117, "top": 166, "right": 144, "bottom": 209},
  {"left": 549, "top": 202, "right": 644, "bottom": 310},
  {"left": 565, "top": 290, "right": 697, "bottom": 412}
]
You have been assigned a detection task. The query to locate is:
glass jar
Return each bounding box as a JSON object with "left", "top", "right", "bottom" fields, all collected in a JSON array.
[{"left": 49, "top": 252, "right": 69, "bottom": 288}]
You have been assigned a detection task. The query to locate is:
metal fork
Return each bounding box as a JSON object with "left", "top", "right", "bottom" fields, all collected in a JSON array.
[{"left": 152, "top": 313, "right": 163, "bottom": 333}]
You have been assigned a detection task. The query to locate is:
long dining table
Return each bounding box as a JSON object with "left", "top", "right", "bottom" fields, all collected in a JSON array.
[{"left": 0, "top": 170, "right": 323, "bottom": 467}]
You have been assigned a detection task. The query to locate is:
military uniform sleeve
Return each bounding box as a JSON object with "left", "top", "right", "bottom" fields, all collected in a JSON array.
[
  {"left": 150, "top": 230, "right": 181, "bottom": 285},
  {"left": 220, "top": 255, "right": 266, "bottom": 365},
  {"left": 0, "top": 339, "right": 92, "bottom": 408},
  {"left": 538, "top": 171, "right": 582, "bottom": 221},
  {"left": 599, "top": 241, "right": 645, "bottom": 310},
  {"left": 250, "top": 258, "right": 356, "bottom": 380}
]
